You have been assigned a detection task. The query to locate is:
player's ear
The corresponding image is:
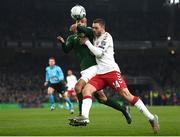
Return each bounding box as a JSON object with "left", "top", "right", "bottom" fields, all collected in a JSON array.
[{"left": 102, "top": 24, "right": 105, "bottom": 29}]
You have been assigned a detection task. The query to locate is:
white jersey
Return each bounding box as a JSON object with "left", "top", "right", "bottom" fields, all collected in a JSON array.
[
  {"left": 66, "top": 75, "right": 77, "bottom": 90},
  {"left": 92, "top": 32, "right": 120, "bottom": 74}
]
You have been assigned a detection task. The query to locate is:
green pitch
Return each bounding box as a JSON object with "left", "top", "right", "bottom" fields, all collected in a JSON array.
[{"left": 0, "top": 105, "right": 180, "bottom": 136}]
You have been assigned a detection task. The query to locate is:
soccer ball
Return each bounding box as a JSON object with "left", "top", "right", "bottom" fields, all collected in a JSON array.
[{"left": 71, "top": 5, "right": 86, "bottom": 20}]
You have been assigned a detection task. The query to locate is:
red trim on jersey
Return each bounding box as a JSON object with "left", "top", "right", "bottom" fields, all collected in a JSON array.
[
  {"left": 131, "top": 96, "right": 139, "bottom": 105},
  {"left": 83, "top": 96, "right": 92, "bottom": 99}
]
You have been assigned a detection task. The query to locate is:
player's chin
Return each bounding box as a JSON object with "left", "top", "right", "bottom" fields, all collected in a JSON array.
[{"left": 93, "top": 32, "right": 99, "bottom": 37}]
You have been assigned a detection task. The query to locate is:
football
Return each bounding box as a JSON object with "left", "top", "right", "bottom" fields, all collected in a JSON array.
[{"left": 71, "top": 5, "right": 86, "bottom": 20}]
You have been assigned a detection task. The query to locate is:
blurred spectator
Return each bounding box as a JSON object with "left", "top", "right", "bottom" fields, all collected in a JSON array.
[{"left": 0, "top": 52, "right": 180, "bottom": 106}]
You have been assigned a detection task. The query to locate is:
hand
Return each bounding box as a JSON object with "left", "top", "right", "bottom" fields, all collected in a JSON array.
[
  {"left": 53, "top": 77, "right": 58, "bottom": 81},
  {"left": 79, "top": 37, "right": 89, "bottom": 45},
  {"left": 44, "top": 81, "right": 48, "bottom": 87},
  {"left": 69, "top": 24, "right": 77, "bottom": 33},
  {"left": 57, "top": 36, "right": 65, "bottom": 44}
]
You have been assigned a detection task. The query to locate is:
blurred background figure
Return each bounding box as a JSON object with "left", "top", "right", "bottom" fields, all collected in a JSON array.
[
  {"left": 66, "top": 69, "right": 78, "bottom": 102},
  {"left": 0, "top": 0, "right": 179, "bottom": 108},
  {"left": 44, "top": 57, "right": 74, "bottom": 113}
]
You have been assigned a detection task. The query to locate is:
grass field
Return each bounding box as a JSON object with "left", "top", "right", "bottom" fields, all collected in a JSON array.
[{"left": 0, "top": 105, "right": 180, "bottom": 136}]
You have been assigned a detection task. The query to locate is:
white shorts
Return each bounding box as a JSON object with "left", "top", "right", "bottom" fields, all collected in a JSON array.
[{"left": 80, "top": 65, "right": 98, "bottom": 83}]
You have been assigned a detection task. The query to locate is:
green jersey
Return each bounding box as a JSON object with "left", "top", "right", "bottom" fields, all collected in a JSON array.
[{"left": 62, "top": 27, "right": 96, "bottom": 71}]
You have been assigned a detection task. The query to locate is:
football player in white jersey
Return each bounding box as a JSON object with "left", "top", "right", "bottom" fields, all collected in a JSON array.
[
  {"left": 66, "top": 69, "right": 78, "bottom": 102},
  {"left": 58, "top": 18, "right": 132, "bottom": 125},
  {"left": 73, "top": 18, "right": 160, "bottom": 134}
]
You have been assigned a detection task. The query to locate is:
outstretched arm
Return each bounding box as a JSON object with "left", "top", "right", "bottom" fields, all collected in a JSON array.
[
  {"left": 44, "top": 70, "right": 49, "bottom": 86},
  {"left": 85, "top": 40, "right": 103, "bottom": 57},
  {"left": 80, "top": 35, "right": 112, "bottom": 58},
  {"left": 57, "top": 36, "right": 73, "bottom": 53},
  {"left": 57, "top": 67, "right": 64, "bottom": 81}
]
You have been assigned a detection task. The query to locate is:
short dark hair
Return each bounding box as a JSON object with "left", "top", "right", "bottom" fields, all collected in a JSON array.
[
  {"left": 49, "top": 57, "right": 56, "bottom": 61},
  {"left": 93, "top": 18, "right": 106, "bottom": 27}
]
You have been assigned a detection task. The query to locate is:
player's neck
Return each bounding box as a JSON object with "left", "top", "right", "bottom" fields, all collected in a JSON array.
[
  {"left": 98, "top": 31, "right": 106, "bottom": 38},
  {"left": 101, "top": 30, "right": 106, "bottom": 34},
  {"left": 50, "top": 65, "right": 55, "bottom": 68},
  {"left": 96, "top": 31, "right": 105, "bottom": 39}
]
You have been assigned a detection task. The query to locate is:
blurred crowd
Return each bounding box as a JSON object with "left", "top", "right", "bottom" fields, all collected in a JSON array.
[
  {"left": 0, "top": 77, "right": 46, "bottom": 108},
  {"left": 141, "top": 90, "right": 179, "bottom": 106},
  {"left": 0, "top": 2, "right": 180, "bottom": 42},
  {"left": 115, "top": 53, "right": 180, "bottom": 90},
  {"left": 0, "top": 55, "right": 47, "bottom": 107},
  {"left": 0, "top": 0, "right": 180, "bottom": 107},
  {"left": 106, "top": 89, "right": 179, "bottom": 106},
  {"left": 0, "top": 51, "right": 179, "bottom": 106},
  {"left": 0, "top": 12, "right": 179, "bottom": 42}
]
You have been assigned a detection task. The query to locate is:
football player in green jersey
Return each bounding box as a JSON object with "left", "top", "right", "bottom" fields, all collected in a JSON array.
[{"left": 57, "top": 18, "right": 131, "bottom": 125}]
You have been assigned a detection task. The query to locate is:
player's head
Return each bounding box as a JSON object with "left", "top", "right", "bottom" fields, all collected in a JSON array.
[
  {"left": 48, "top": 57, "right": 56, "bottom": 67},
  {"left": 67, "top": 69, "right": 73, "bottom": 76},
  {"left": 77, "top": 17, "right": 87, "bottom": 27},
  {"left": 92, "top": 18, "right": 106, "bottom": 37},
  {"left": 69, "top": 18, "right": 87, "bottom": 33}
]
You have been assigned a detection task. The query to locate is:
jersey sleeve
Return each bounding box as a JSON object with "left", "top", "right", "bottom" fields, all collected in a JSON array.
[
  {"left": 62, "top": 36, "right": 74, "bottom": 53},
  {"left": 45, "top": 68, "right": 49, "bottom": 82},
  {"left": 77, "top": 26, "right": 93, "bottom": 37},
  {"left": 85, "top": 34, "right": 112, "bottom": 58},
  {"left": 74, "top": 75, "right": 78, "bottom": 82},
  {"left": 57, "top": 66, "right": 64, "bottom": 81},
  {"left": 72, "top": 75, "right": 78, "bottom": 83}
]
